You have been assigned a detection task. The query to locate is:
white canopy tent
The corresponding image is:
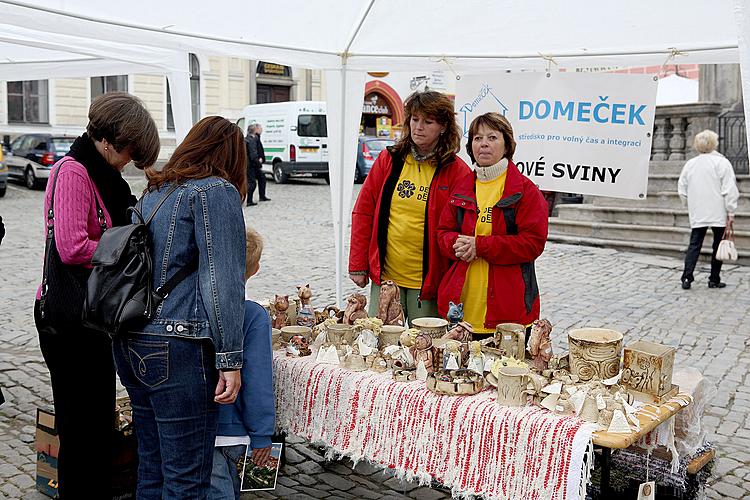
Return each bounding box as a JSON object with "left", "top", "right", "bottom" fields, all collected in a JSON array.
[{"left": 1, "top": 0, "right": 748, "bottom": 304}]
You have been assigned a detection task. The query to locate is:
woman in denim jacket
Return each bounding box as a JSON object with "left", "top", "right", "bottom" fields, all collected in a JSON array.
[{"left": 113, "top": 116, "right": 247, "bottom": 499}]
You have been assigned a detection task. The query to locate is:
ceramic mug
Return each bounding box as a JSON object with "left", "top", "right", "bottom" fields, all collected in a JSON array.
[
  {"left": 325, "top": 323, "right": 359, "bottom": 346},
  {"left": 486, "top": 366, "right": 530, "bottom": 407},
  {"left": 494, "top": 323, "right": 526, "bottom": 359}
]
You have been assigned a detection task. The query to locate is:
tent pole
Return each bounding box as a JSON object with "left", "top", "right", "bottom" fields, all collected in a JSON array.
[
  {"left": 335, "top": 63, "right": 348, "bottom": 307},
  {"left": 733, "top": 0, "right": 750, "bottom": 169}
]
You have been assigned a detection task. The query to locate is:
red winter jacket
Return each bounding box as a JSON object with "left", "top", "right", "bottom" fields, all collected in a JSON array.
[
  {"left": 349, "top": 148, "right": 471, "bottom": 300},
  {"left": 436, "top": 161, "right": 548, "bottom": 328}
]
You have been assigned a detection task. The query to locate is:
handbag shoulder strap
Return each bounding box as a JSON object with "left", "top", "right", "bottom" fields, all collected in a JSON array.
[
  {"left": 48, "top": 160, "right": 107, "bottom": 234},
  {"left": 133, "top": 183, "right": 181, "bottom": 227}
]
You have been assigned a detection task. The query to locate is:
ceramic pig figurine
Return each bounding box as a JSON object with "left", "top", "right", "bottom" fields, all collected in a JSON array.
[
  {"left": 272, "top": 295, "right": 290, "bottom": 330},
  {"left": 343, "top": 293, "right": 368, "bottom": 325},
  {"left": 296, "top": 284, "right": 316, "bottom": 328}
]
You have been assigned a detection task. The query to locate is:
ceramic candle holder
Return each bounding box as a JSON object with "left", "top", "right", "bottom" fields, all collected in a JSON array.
[{"left": 567, "top": 328, "right": 623, "bottom": 382}]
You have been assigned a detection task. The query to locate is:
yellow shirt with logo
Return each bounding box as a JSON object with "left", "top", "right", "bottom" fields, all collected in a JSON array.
[
  {"left": 382, "top": 153, "right": 437, "bottom": 289},
  {"left": 460, "top": 172, "right": 507, "bottom": 334}
]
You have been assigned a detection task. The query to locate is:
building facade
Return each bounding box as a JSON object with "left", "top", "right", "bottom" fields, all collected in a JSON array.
[{"left": 0, "top": 56, "right": 324, "bottom": 161}]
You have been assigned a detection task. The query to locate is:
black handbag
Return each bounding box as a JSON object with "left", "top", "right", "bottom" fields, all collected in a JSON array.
[
  {"left": 82, "top": 184, "right": 197, "bottom": 336},
  {"left": 39, "top": 161, "right": 107, "bottom": 327}
]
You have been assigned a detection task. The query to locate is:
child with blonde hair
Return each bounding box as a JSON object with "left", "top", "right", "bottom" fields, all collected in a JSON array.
[{"left": 209, "top": 227, "right": 275, "bottom": 499}]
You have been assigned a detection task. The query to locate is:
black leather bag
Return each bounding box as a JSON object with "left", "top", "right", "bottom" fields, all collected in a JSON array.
[
  {"left": 82, "top": 184, "right": 197, "bottom": 336},
  {"left": 39, "top": 162, "right": 107, "bottom": 327}
]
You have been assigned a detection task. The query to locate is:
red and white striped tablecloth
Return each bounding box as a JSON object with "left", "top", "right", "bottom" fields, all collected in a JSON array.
[{"left": 274, "top": 352, "right": 595, "bottom": 500}]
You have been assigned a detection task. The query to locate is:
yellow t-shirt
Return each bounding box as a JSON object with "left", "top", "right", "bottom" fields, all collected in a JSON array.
[
  {"left": 382, "top": 153, "right": 437, "bottom": 289},
  {"left": 460, "top": 171, "right": 507, "bottom": 333}
]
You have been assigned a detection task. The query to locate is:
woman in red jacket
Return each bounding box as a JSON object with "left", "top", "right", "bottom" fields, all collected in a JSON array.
[
  {"left": 437, "top": 113, "right": 548, "bottom": 338},
  {"left": 349, "top": 91, "right": 470, "bottom": 323}
]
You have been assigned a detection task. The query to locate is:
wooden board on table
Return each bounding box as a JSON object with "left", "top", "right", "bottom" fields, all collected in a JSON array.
[{"left": 592, "top": 393, "right": 693, "bottom": 449}]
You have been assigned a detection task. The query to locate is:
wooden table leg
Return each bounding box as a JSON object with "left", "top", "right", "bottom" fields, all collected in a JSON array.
[{"left": 600, "top": 447, "right": 611, "bottom": 497}]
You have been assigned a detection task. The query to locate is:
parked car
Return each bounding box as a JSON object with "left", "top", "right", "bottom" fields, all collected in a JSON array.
[
  {"left": 0, "top": 145, "right": 8, "bottom": 197},
  {"left": 356, "top": 136, "right": 395, "bottom": 183},
  {"left": 4, "top": 134, "right": 75, "bottom": 189}
]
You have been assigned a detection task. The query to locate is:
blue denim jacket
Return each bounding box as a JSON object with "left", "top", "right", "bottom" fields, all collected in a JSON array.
[{"left": 136, "top": 178, "right": 245, "bottom": 370}]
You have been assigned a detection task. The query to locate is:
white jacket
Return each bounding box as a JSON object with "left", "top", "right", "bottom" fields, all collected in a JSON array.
[{"left": 677, "top": 151, "right": 739, "bottom": 228}]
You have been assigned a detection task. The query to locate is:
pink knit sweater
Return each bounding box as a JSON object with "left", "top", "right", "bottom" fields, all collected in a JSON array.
[{"left": 36, "top": 158, "right": 112, "bottom": 299}]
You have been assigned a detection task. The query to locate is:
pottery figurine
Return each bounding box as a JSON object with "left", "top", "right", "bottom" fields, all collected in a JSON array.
[
  {"left": 295, "top": 284, "right": 316, "bottom": 328},
  {"left": 286, "top": 335, "right": 311, "bottom": 357},
  {"left": 271, "top": 295, "right": 290, "bottom": 330},
  {"left": 442, "top": 340, "right": 462, "bottom": 370},
  {"left": 343, "top": 293, "right": 368, "bottom": 325},
  {"left": 377, "top": 280, "right": 405, "bottom": 326},
  {"left": 446, "top": 301, "right": 464, "bottom": 325},
  {"left": 528, "top": 319, "right": 553, "bottom": 371},
  {"left": 568, "top": 328, "right": 623, "bottom": 382},
  {"left": 410, "top": 333, "right": 437, "bottom": 374},
  {"left": 466, "top": 341, "right": 486, "bottom": 374},
  {"left": 442, "top": 321, "right": 472, "bottom": 365}
]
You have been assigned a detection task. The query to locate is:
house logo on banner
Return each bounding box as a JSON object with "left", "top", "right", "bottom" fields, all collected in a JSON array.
[
  {"left": 458, "top": 84, "right": 509, "bottom": 136},
  {"left": 455, "top": 73, "right": 658, "bottom": 199}
]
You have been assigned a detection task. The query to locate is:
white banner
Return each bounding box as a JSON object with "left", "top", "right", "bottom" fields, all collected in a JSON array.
[{"left": 455, "top": 73, "right": 658, "bottom": 199}]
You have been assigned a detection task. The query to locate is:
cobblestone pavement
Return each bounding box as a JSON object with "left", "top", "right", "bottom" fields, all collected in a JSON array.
[{"left": 0, "top": 177, "right": 749, "bottom": 499}]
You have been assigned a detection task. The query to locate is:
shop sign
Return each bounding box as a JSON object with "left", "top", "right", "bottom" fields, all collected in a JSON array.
[
  {"left": 363, "top": 93, "right": 390, "bottom": 115},
  {"left": 257, "top": 61, "right": 292, "bottom": 77},
  {"left": 456, "top": 72, "right": 657, "bottom": 199}
]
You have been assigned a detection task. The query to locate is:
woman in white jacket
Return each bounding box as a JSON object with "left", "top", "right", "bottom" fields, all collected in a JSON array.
[{"left": 677, "top": 129, "right": 739, "bottom": 289}]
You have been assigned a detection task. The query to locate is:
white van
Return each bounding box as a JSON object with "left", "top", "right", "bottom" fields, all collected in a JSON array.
[{"left": 238, "top": 101, "right": 328, "bottom": 183}]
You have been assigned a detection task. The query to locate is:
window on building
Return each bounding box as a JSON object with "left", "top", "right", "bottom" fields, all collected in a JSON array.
[
  {"left": 7, "top": 80, "right": 49, "bottom": 124},
  {"left": 91, "top": 75, "right": 128, "bottom": 99},
  {"left": 166, "top": 53, "right": 201, "bottom": 130},
  {"left": 166, "top": 80, "right": 175, "bottom": 131},
  {"left": 190, "top": 54, "right": 200, "bottom": 124}
]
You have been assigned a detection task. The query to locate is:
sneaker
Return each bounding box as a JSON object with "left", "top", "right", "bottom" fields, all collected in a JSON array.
[
  {"left": 708, "top": 281, "right": 727, "bottom": 289},
  {"left": 681, "top": 279, "right": 691, "bottom": 290},
  {"left": 259, "top": 197, "right": 271, "bottom": 202}
]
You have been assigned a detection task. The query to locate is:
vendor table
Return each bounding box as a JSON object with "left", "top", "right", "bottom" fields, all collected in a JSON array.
[
  {"left": 591, "top": 393, "right": 693, "bottom": 495},
  {"left": 274, "top": 352, "right": 595, "bottom": 500}
]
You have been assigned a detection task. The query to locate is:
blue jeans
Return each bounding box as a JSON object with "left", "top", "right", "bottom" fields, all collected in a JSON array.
[
  {"left": 113, "top": 334, "right": 219, "bottom": 499},
  {"left": 209, "top": 445, "right": 245, "bottom": 499}
]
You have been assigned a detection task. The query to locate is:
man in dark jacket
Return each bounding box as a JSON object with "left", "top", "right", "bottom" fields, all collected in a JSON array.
[
  {"left": 247, "top": 124, "right": 270, "bottom": 205},
  {"left": 245, "top": 125, "right": 260, "bottom": 206}
]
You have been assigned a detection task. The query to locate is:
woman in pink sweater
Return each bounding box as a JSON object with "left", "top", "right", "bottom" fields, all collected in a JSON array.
[{"left": 34, "top": 92, "right": 159, "bottom": 499}]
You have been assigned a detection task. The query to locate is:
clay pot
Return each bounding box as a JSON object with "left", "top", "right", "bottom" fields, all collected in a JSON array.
[
  {"left": 486, "top": 366, "right": 530, "bottom": 407},
  {"left": 412, "top": 317, "right": 449, "bottom": 339},
  {"left": 380, "top": 325, "right": 405, "bottom": 348},
  {"left": 325, "top": 323, "right": 359, "bottom": 346},
  {"left": 280, "top": 325, "right": 312, "bottom": 343},
  {"left": 567, "top": 328, "right": 623, "bottom": 382}
]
